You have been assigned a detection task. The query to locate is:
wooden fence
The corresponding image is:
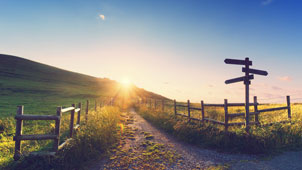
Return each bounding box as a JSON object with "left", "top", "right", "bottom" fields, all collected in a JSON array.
[
  {"left": 139, "top": 96, "right": 292, "bottom": 132},
  {"left": 13, "top": 98, "right": 114, "bottom": 160}
]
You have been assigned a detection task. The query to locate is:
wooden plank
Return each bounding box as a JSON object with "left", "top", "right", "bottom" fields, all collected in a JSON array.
[
  {"left": 228, "top": 113, "right": 245, "bottom": 118},
  {"left": 174, "top": 99, "right": 177, "bottom": 115},
  {"left": 14, "top": 106, "right": 23, "bottom": 161},
  {"left": 69, "top": 104, "right": 75, "bottom": 138},
  {"left": 258, "top": 106, "right": 288, "bottom": 113},
  {"left": 190, "top": 107, "right": 202, "bottom": 111},
  {"left": 187, "top": 100, "right": 190, "bottom": 118},
  {"left": 227, "top": 103, "right": 256, "bottom": 106},
  {"left": 176, "top": 113, "right": 188, "bottom": 117},
  {"left": 190, "top": 117, "right": 201, "bottom": 121},
  {"left": 204, "top": 104, "right": 225, "bottom": 107},
  {"left": 62, "top": 107, "right": 75, "bottom": 113},
  {"left": 228, "top": 103, "right": 245, "bottom": 106},
  {"left": 77, "top": 103, "right": 81, "bottom": 124},
  {"left": 176, "top": 104, "right": 188, "bottom": 108},
  {"left": 53, "top": 107, "right": 61, "bottom": 152},
  {"left": 58, "top": 138, "right": 72, "bottom": 150},
  {"left": 254, "top": 96, "right": 259, "bottom": 124},
  {"left": 203, "top": 118, "right": 225, "bottom": 125},
  {"left": 287, "top": 96, "right": 291, "bottom": 119},
  {"left": 14, "top": 134, "right": 58, "bottom": 141},
  {"left": 86, "top": 100, "right": 89, "bottom": 122},
  {"left": 15, "top": 115, "right": 60, "bottom": 121},
  {"left": 225, "top": 75, "right": 254, "bottom": 84},
  {"left": 201, "top": 100, "right": 205, "bottom": 121},
  {"left": 224, "top": 58, "right": 252, "bottom": 65},
  {"left": 249, "top": 112, "right": 259, "bottom": 115},
  {"left": 242, "top": 67, "right": 268, "bottom": 76},
  {"left": 245, "top": 58, "right": 250, "bottom": 133},
  {"left": 224, "top": 99, "right": 228, "bottom": 132}
]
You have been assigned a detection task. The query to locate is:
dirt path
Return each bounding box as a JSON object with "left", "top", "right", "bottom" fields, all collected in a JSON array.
[{"left": 89, "top": 110, "right": 302, "bottom": 170}]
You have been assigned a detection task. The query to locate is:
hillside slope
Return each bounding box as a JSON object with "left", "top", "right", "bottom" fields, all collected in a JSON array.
[{"left": 0, "top": 54, "right": 165, "bottom": 116}]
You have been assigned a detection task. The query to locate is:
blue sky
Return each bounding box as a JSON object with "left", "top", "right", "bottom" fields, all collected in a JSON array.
[{"left": 1, "top": 0, "right": 302, "bottom": 103}]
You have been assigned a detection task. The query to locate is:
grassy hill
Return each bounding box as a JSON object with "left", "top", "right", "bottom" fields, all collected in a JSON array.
[
  {"left": 0, "top": 54, "right": 167, "bottom": 168},
  {"left": 0, "top": 54, "right": 165, "bottom": 117}
]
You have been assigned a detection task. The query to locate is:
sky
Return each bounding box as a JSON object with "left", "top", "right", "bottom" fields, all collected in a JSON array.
[{"left": 1, "top": 0, "right": 302, "bottom": 103}]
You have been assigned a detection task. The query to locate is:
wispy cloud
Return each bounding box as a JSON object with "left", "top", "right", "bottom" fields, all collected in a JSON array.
[
  {"left": 261, "top": 0, "right": 274, "bottom": 6},
  {"left": 271, "top": 85, "right": 283, "bottom": 91},
  {"left": 277, "top": 76, "right": 292, "bottom": 82},
  {"left": 99, "top": 14, "right": 105, "bottom": 20}
]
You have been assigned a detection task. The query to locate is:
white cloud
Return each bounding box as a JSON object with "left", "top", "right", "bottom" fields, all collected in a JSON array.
[
  {"left": 277, "top": 76, "right": 292, "bottom": 82},
  {"left": 99, "top": 14, "right": 105, "bottom": 20},
  {"left": 261, "top": 0, "right": 273, "bottom": 6}
]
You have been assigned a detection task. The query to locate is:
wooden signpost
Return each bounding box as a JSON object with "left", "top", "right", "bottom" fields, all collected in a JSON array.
[{"left": 225, "top": 57, "right": 268, "bottom": 132}]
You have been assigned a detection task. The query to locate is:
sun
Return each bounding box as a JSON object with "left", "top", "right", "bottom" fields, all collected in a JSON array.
[{"left": 121, "top": 77, "right": 132, "bottom": 87}]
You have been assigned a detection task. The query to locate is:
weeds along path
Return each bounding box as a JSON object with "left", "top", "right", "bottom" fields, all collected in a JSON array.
[{"left": 89, "top": 109, "right": 255, "bottom": 169}]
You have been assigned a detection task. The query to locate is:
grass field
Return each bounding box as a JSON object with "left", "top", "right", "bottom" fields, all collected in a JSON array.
[
  {"left": 8, "top": 106, "right": 123, "bottom": 170},
  {"left": 0, "top": 54, "right": 164, "bottom": 168},
  {"left": 136, "top": 102, "right": 302, "bottom": 154}
]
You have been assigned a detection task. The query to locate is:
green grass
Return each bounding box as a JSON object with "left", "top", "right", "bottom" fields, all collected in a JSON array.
[
  {"left": 7, "top": 106, "right": 123, "bottom": 170},
  {"left": 136, "top": 104, "right": 302, "bottom": 154},
  {"left": 0, "top": 54, "right": 164, "bottom": 168}
]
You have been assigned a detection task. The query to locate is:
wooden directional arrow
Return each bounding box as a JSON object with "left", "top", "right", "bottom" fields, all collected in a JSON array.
[
  {"left": 224, "top": 58, "right": 252, "bottom": 66},
  {"left": 242, "top": 68, "right": 268, "bottom": 76},
  {"left": 225, "top": 75, "right": 254, "bottom": 84}
]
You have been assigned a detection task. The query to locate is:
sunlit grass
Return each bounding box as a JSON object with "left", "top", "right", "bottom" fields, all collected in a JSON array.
[
  {"left": 136, "top": 102, "right": 302, "bottom": 154},
  {"left": 4, "top": 106, "right": 123, "bottom": 170}
]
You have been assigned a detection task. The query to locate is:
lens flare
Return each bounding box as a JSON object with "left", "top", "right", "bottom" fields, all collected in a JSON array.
[{"left": 121, "top": 77, "right": 132, "bottom": 88}]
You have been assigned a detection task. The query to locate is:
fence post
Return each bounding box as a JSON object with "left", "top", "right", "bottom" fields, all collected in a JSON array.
[
  {"left": 162, "top": 100, "right": 165, "bottom": 111},
  {"left": 201, "top": 100, "right": 205, "bottom": 121},
  {"left": 224, "top": 99, "right": 228, "bottom": 132},
  {"left": 14, "top": 105, "right": 23, "bottom": 160},
  {"left": 174, "top": 99, "right": 177, "bottom": 115},
  {"left": 54, "top": 106, "right": 62, "bottom": 152},
  {"left": 187, "top": 100, "right": 190, "bottom": 119},
  {"left": 70, "top": 104, "right": 75, "bottom": 138},
  {"left": 287, "top": 96, "right": 291, "bottom": 120},
  {"left": 86, "top": 100, "right": 89, "bottom": 122},
  {"left": 254, "top": 96, "right": 259, "bottom": 124},
  {"left": 77, "top": 102, "right": 81, "bottom": 125},
  {"left": 95, "top": 100, "right": 97, "bottom": 111}
]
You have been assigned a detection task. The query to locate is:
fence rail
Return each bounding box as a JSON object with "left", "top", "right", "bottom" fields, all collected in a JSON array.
[
  {"left": 13, "top": 98, "right": 115, "bottom": 161},
  {"left": 139, "top": 95, "right": 292, "bottom": 132}
]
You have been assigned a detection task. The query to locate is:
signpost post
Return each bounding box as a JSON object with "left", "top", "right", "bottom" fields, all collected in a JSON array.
[{"left": 224, "top": 57, "right": 268, "bottom": 132}]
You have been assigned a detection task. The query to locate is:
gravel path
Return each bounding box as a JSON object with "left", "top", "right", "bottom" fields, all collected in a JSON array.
[{"left": 90, "top": 110, "right": 302, "bottom": 170}]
